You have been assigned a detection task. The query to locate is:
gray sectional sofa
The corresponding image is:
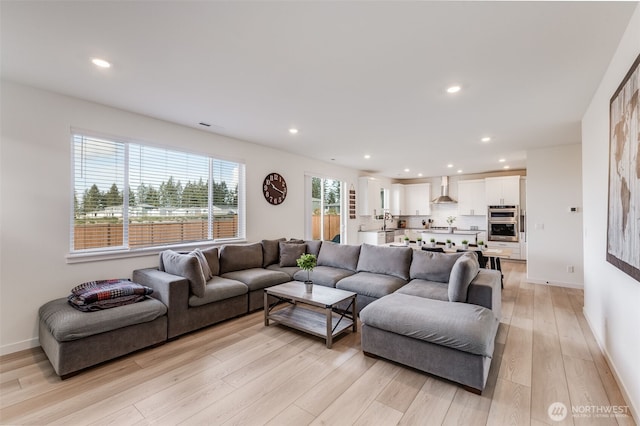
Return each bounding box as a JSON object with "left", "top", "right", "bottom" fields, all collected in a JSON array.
[{"left": 41, "top": 238, "right": 500, "bottom": 391}]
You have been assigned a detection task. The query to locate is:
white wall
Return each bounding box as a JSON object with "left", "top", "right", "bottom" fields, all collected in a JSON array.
[
  {"left": 581, "top": 3, "right": 640, "bottom": 418},
  {"left": 526, "top": 144, "right": 584, "bottom": 287},
  {"left": 0, "top": 81, "right": 360, "bottom": 354}
]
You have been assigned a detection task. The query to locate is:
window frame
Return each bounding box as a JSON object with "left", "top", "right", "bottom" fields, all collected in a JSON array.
[{"left": 67, "top": 129, "right": 246, "bottom": 263}]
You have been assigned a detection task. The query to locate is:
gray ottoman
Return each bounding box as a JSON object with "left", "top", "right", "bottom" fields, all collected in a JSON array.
[
  {"left": 360, "top": 293, "right": 499, "bottom": 393},
  {"left": 39, "top": 297, "right": 167, "bottom": 378}
]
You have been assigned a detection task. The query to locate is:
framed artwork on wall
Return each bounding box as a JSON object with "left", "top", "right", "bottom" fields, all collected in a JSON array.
[{"left": 607, "top": 52, "right": 640, "bottom": 282}]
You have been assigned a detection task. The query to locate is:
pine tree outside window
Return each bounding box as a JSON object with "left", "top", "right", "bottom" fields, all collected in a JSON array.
[{"left": 71, "top": 132, "right": 245, "bottom": 253}]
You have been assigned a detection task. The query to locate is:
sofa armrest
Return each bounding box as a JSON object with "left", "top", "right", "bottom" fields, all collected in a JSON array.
[
  {"left": 132, "top": 268, "right": 191, "bottom": 338},
  {"left": 466, "top": 269, "right": 502, "bottom": 320},
  {"left": 132, "top": 268, "right": 188, "bottom": 307}
]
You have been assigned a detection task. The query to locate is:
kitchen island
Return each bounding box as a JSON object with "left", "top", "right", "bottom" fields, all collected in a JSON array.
[{"left": 420, "top": 230, "right": 483, "bottom": 246}]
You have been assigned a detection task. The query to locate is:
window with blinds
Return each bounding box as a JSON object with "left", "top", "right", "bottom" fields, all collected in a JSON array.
[{"left": 72, "top": 132, "right": 245, "bottom": 252}]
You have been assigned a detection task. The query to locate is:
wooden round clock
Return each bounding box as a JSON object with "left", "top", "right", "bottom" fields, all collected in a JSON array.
[{"left": 263, "top": 173, "right": 287, "bottom": 205}]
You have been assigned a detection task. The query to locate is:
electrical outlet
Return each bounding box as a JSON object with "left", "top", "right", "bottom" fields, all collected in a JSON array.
[{"left": 567, "top": 265, "right": 574, "bottom": 273}]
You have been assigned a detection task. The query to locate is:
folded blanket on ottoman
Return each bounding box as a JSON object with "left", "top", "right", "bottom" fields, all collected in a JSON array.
[{"left": 68, "top": 279, "right": 154, "bottom": 312}]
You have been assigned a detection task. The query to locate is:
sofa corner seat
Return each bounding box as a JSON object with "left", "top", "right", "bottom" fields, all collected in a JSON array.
[{"left": 360, "top": 293, "right": 499, "bottom": 393}]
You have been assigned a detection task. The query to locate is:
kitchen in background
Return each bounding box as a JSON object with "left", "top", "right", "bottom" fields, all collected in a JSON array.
[{"left": 356, "top": 172, "right": 527, "bottom": 260}]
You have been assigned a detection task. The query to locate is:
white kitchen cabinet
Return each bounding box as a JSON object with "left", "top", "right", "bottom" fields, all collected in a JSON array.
[
  {"left": 457, "top": 179, "right": 487, "bottom": 215},
  {"left": 390, "top": 184, "right": 405, "bottom": 215},
  {"left": 358, "top": 231, "right": 385, "bottom": 245},
  {"left": 485, "top": 176, "right": 520, "bottom": 206},
  {"left": 404, "top": 183, "right": 431, "bottom": 216},
  {"left": 487, "top": 240, "right": 522, "bottom": 260},
  {"left": 358, "top": 177, "right": 383, "bottom": 216}
]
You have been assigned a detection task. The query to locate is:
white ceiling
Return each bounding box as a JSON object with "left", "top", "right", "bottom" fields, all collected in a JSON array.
[{"left": 1, "top": 1, "right": 637, "bottom": 179}]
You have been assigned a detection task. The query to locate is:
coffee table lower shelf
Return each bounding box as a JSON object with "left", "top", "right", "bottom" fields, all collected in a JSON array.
[{"left": 267, "top": 305, "right": 353, "bottom": 347}]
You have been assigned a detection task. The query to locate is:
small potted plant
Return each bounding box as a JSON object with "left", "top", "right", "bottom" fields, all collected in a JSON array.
[
  {"left": 446, "top": 239, "right": 452, "bottom": 248},
  {"left": 403, "top": 236, "right": 410, "bottom": 246},
  {"left": 429, "top": 237, "right": 436, "bottom": 247},
  {"left": 461, "top": 239, "right": 469, "bottom": 250},
  {"left": 446, "top": 216, "right": 456, "bottom": 232},
  {"left": 416, "top": 237, "right": 423, "bottom": 246},
  {"left": 478, "top": 240, "right": 485, "bottom": 250},
  {"left": 296, "top": 253, "right": 317, "bottom": 293}
]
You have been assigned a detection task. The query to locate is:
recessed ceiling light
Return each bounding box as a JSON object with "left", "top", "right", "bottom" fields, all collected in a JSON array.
[
  {"left": 447, "top": 164, "right": 453, "bottom": 168},
  {"left": 503, "top": 165, "right": 510, "bottom": 169},
  {"left": 457, "top": 169, "right": 463, "bottom": 173},
  {"left": 481, "top": 137, "right": 491, "bottom": 142},
  {"left": 446, "top": 85, "right": 461, "bottom": 94},
  {"left": 418, "top": 173, "right": 423, "bottom": 177},
  {"left": 289, "top": 128, "right": 298, "bottom": 134},
  {"left": 91, "top": 58, "right": 111, "bottom": 68},
  {"left": 404, "top": 168, "right": 410, "bottom": 172},
  {"left": 364, "top": 154, "right": 371, "bottom": 159},
  {"left": 499, "top": 158, "right": 506, "bottom": 162}
]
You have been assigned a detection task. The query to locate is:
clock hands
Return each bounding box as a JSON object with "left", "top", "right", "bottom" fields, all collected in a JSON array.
[{"left": 271, "top": 183, "right": 285, "bottom": 195}]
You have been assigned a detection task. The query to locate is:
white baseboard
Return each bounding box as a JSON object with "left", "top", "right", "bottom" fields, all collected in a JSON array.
[
  {"left": 526, "top": 277, "right": 584, "bottom": 289},
  {"left": 0, "top": 337, "right": 39, "bottom": 356},
  {"left": 583, "top": 308, "right": 639, "bottom": 423}
]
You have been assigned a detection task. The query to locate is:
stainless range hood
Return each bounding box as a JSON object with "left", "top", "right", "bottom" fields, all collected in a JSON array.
[{"left": 432, "top": 176, "right": 457, "bottom": 204}]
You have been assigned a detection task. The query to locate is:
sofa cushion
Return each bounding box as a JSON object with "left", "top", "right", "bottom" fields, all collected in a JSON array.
[
  {"left": 293, "top": 265, "right": 355, "bottom": 287},
  {"left": 448, "top": 252, "right": 480, "bottom": 302},
  {"left": 266, "top": 264, "right": 300, "bottom": 278},
  {"left": 261, "top": 238, "right": 287, "bottom": 267},
  {"left": 219, "top": 243, "right": 263, "bottom": 274},
  {"left": 221, "top": 268, "right": 290, "bottom": 291},
  {"left": 305, "top": 240, "right": 323, "bottom": 257},
  {"left": 279, "top": 242, "right": 307, "bottom": 267},
  {"left": 39, "top": 297, "right": 167, "bottom": 342},
  {"left": 395, "top": 279, "right": 449, "bottom": 301},
  {"left": 357, "top": 244, "right": 412, "bottom": 280},
  {"left": 188, "top": 276, "right": 248, "bottom": 307},
  {"left": 337, "top": 272, "right": 407, "bottom": 299},
  {"left": 317, "top": 242, "right": 361, "bottom": 272},
  {"left": 409, "top": 250, "right": 465, "bottom": 282},
  {"left": 161, "top": 250, "right": 206, "bottom": 297},
  {"left": 359, "top": 293, "right": 498, "bottom": 357}
]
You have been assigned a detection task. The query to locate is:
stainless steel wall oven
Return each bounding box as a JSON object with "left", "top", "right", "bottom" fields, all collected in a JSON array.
[{"left": 488, "top": 205, "right": 519, "bottom": 242}]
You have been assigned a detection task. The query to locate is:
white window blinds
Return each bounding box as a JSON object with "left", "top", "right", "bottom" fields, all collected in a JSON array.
[{"left": 71, "top": 132, "right": 245, "bottom": 252}]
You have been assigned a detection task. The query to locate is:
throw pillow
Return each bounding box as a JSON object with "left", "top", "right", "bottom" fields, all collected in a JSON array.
[
  {"left": 279, "top": 242, "right": 307, "bottom": 267},
  {"left": 161, "top": 250, "right": 207, "bottom": 297},
  {"left": 192, "top": 249, "right": 213, "bottom": 281},
  {"left": 448, "top": 252, "right": 480, "bottom": 302}
]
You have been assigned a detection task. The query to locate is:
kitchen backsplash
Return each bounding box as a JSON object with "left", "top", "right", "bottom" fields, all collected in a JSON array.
[{"left": 358, "top": 203, "right": 487, "bottom": 231}]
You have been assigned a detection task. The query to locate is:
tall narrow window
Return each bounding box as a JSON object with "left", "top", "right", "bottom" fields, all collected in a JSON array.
[
  {"left": 71, "top": 132, "right": 245, "bottom": 253},
  {"left": 308, "top": 176, "right": 344, "bottom": 243}
]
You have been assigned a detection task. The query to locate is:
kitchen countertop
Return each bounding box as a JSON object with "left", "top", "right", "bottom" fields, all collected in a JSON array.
[
  {"left": 359, "top": 228, "right": 485, "bottom": 235},
  {"left": 421, "top": 230, "right": 483, "bottom": 236}
]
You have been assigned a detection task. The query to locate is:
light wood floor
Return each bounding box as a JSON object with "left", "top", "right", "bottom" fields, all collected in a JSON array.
[{"left": 1, "top": 261, "right": 635, "bottom": 426}]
